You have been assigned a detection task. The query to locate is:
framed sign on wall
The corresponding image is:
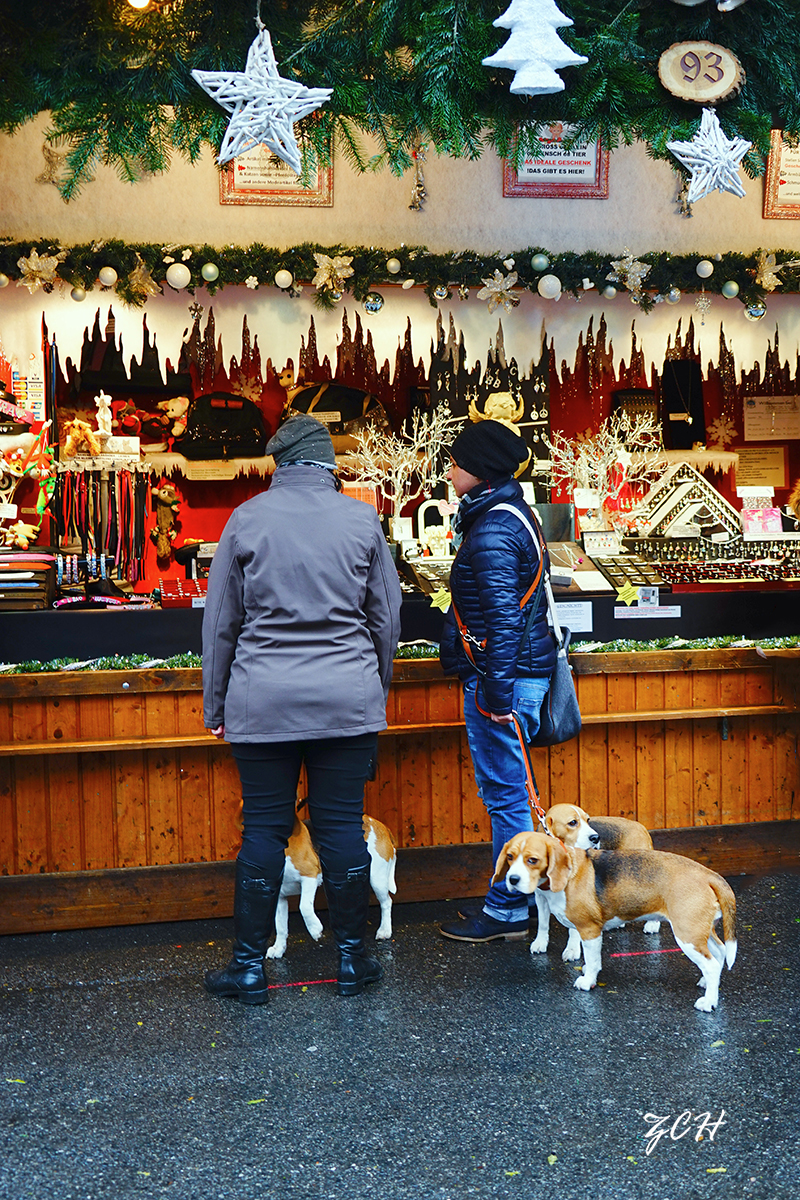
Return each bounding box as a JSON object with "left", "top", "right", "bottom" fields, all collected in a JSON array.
[
  {"left": 503, "top": 124, "right": 608, "bottom": 199},
  {"left": 763, "top": 130, "right": 800, "bottom": 219},
  {"left": 220, "top": 142, "right": 333, "bottom": 207}
]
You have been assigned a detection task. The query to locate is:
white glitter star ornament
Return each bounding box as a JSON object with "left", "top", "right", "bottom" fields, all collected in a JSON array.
[
  {"left": 191, "top": 22, "right": 332, "bottom": 174},
  {"left": 667, "top": 108, "right": 751, "bottom": 204},
  {"left": 477, "top": 269, "right": 520, "bottom": 313}
]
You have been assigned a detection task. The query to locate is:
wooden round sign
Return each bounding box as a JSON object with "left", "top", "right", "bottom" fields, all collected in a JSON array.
[{"left": 658, "top": 41, "right": 744, "bottom": 104}]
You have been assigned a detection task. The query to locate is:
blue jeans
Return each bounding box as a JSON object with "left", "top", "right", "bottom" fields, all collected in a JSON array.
[{"left": 463, "top": 676, "right": 551, "bottom": 921}]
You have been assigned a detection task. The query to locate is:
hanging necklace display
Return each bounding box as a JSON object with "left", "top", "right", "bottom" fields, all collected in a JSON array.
[
  {"left": 666, "top": 362, "right": 693, "bottom": 425},
  {"left": 661, "top": 357, "right": 706, "bottom": 451}
]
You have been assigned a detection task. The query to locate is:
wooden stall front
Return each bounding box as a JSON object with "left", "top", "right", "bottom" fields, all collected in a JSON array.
[{"left": 1, "top": 649, "right": 799, "bottom": 935}]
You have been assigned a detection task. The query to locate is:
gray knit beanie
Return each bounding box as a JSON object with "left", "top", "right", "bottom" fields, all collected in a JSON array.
[{"left": 266, "top": 414, "right": 336, "bottom": 467}]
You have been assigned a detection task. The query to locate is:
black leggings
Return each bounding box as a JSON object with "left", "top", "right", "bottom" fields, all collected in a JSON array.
[{"left": 230, "top": 734, "right": 378, "bottom": 878}]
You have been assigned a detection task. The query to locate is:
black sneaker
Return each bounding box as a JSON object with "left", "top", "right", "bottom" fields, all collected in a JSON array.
[{"left": 439, "top": 913, "right": 529, "bottom": 942}]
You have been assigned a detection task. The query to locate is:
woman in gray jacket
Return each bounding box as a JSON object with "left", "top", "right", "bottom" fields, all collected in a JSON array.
[{"left": 202, "top": 414, "right": 402, "bottom": 1002}]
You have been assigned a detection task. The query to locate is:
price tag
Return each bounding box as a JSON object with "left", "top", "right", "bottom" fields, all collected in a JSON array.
[
  {"left": 638, "top": 587, "right": 659, "bottom": 608},
  {"left": 191, "top": 596, "right": 206, "bottom": 609}
]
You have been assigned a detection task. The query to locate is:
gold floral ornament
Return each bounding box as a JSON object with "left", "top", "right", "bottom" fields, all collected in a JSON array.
[
  {"left": 476, "top": 269, "right": 520, "bottom": 313},
  {"left": 16, "top": 247, "right": 68, "bottom": 294},
  {"left": 312, "top": 252, "right": 354, "bottom": 295},
  {"left": 754, "top": 250, "right": 800, "bottom": 293},
  {"left": 127, "top": 253, "right": 162, "bottom": 300},
  {"left": 606, "top": 250, "right": 651, "bottom": 303}
]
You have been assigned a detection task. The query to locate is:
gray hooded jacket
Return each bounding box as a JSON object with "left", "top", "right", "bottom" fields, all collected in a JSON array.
[{"left": 202, "top": 465, "right": 402, "bottom": 741}]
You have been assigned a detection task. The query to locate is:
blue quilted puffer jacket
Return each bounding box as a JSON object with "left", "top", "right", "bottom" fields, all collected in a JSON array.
[{"left": 439, "top": 477, "right": 557, "bottom": 715}]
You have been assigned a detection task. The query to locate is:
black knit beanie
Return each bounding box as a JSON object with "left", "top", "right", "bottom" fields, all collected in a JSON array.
[
  {"left": 449, "top": 420, "right": 529, "bottom": 480},
  {"left": 265, "top": 414, "right": 336, "bottom": 467}
]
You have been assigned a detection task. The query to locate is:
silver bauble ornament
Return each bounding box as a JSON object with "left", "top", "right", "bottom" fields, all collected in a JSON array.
[
  {"left": 602, "top": 285, "right": 617, "bottom": 300},
  {"left": 666, "top": 287, "right": 681, "bottom": 305},
  {"left": 70, "top": 286, "right": 87, "bottom": 302},
  {"left": 363, "top": 291, "right": 385, "bottom": 313},
  {"left": 696, "top": 259, "right": 714, "bottom": 279},
  {"left": 98, "top": 266, "right": 118, "bottom": 287},
  {"left": 386, "top": 257, "right": 402, "bottom": 275},
  {"left": 274, "top": 269, "right": 294, "bottom": 290},
  {"left": 721, "top": 280, "right": 740, "bottom": 299},
  {"left": 433, "top": 285, "right": 450, "bottom": 301},
  {"left": 0, "top": 273, "right": 9, "bottom": 289},
  {"left": 201, "top": 262, "right": 219, "bottom": 282},
  {"left": 531, "top": 253, "right": 550, "bottom": 272},
  {"left": 744, "top": 299, "right": 767, "bottom": 321}
]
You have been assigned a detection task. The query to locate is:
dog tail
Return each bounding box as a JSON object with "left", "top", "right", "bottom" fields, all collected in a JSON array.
[{"left": 712, "top": 877, "right": 737, "bottom": 969}]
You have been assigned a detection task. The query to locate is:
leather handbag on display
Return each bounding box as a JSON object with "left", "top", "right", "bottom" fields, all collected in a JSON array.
[{"left": 176, "top": 392, "right": 267, "bottom": 460}]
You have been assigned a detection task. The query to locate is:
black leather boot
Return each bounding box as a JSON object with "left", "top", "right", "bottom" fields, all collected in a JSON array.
[
  {"left": 323, "top": 863, "right": 383, "bottom": 996},
  {"left": 204, "top": 859, "right": 283, "bottom": 1004}
]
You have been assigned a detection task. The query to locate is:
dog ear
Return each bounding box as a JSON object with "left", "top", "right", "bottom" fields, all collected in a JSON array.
[
  {"left": 545, "top": 837, "right": 571, "bottom": 892},
  {"left": 492, "top": 841, "right": 513, "bottom": 884}
]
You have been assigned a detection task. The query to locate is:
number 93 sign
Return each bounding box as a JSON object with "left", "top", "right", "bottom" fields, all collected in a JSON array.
[{"left": 658, "top": 40, "right": 744, "bottom": 105}]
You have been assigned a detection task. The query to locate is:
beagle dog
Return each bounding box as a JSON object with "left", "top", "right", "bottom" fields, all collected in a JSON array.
[
  {"left": 267, "top": 815, "right": 397, "bottom": 959},
  {"left": 536, "top": 804, "right": 661, "bottom": 957},
  {"left": 494, "top": 832, "right": 737, "bottom": 1011}
]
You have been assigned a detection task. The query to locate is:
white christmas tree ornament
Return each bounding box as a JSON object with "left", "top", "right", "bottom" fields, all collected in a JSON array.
[
  {"left": 667, "top": 108, "right": 751, "bottom": 204},
  {"left": 192, "top": 23, "right": 332, "bottom": 173},
  {"left": 482, "top": 0, "right": 588, "bottom": 96}
]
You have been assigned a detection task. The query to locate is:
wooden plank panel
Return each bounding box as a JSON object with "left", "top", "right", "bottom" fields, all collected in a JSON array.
[
  {"left": 367, "top": 735, "right": 402, "bottom": 843},
  {"left": 80, "top": 751, "right": 116, "bottom": 869},
  {"left": 112, "top": 692, "right": 144, "bottom": 740},
  {"left": 573, "top": 672, "right": 607, "bottom": 813},
  {"left": 145, "top": 747, "right": 180, "bottom": 865},
  {"left": 0, "top": 757, "right": 17, "bottom": 874},
  {"left": 459, "top": 728, "right": 488, "bottom": 844},
  {"left": 394, "top": 682, "right": 430, "bottom": 728},
  {"left": 691, "top": 671, "right": 721, "bottom": 827},
  {"left": 12, "top": 697, "right": 45, "bottom": 743},
  {"left": 13, "top": 757, "right": 49, "bottom": 873},
  {"left": 0, "top": 698, "right": 11, "bottom": 742},
  {"left": 430, "top": 730, "right": 463, "bottom": 846},
  {"left": 76, "top": 692, "right": 112, "bottom": 741},
  {"left": 46, "top": 753, "right": 83, "bottom": 872},
  {"left": 717, "top": 671, "right": 748, "bottom": 825},
  {"left": 549, "top": 738, "right": 581, "bottom": 814},
  {"left": 45, "top": 697, "right": 82, "bottom": 871},
  {"left": 426, "top": 678, "right": 462, "bottom": 724},
  {"left": 178, "top": 747, "right": 213, "bottom": 863},
  {"left": 663, "top": 669, "right": 694, "bottom": 829},
  {"left": 606, "top": 674, "right": 637, "bottom": 819},
  {"left": 576, "top": 724, "right": 609, "bottom": 815},
  {"left": 113, "top": 749, "right": 148, "bottom": 867},
  {"left": 773, "top": 718, "right": 798, "bottom": 822},
  {"left": 176, "top": 690, "right": 206, "bottom": 737},
  {"left": 144, "top": 693, "right": 178, "bottom": 738},
  {"left": 635, "top": 673, "right": 665, "bottom": 829},
  {"left": 209, "top": 746, "right": 242, "bottom": 862},
  {"left": 396, "top": 732, "right": 432, "bottom": 847},
  {"left": 747, "top": 716, "right": 776, "bottom": 824}
]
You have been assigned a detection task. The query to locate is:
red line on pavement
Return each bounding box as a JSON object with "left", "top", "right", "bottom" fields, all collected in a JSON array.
[
  {"left": 268, "top": 978, "right": 337, "bottom": 988},
  {"left": 610, "top": 948, "right": 683, "bottom": 957}
]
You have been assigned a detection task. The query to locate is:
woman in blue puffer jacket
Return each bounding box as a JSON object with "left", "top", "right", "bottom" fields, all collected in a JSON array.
[{"left": 439, "top": 420, "right": 556, "bottom": 942}]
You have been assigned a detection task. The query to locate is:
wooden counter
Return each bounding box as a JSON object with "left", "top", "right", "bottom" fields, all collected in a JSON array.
[{"left": 1, "top": 649, "right": 799, "bottom": 934}]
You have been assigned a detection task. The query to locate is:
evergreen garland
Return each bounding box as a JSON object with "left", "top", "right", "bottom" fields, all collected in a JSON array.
[
  {"left": 2, "top": 637, "right": 799, "bottom": 673},
  {"left": 0, "top": 236, "right": 796, "bottom": 309},
  {"left": 0, "top": 0, "right": 798, "bottom": 200}
]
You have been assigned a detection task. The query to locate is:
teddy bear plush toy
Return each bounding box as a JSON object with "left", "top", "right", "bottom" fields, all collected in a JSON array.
[
  {"left": 150, "top": 482, "right": 181, "bottom": 559},
  {"left": 63, "top": 418, "right": 102, "bottom": 458}
]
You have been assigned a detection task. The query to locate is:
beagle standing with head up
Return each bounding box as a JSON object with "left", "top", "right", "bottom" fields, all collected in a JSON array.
[
  {"left": 536, "top": 804, "right": 661, "bottom": 958},
  {"left": 494, "top": 832, "right": 737, "bottom": 1011}
]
